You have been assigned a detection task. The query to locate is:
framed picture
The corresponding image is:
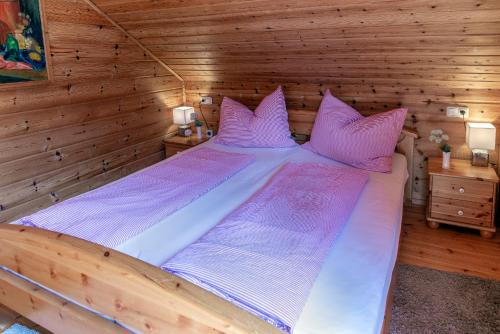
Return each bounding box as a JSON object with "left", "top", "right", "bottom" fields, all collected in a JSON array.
[{"left": 0, "top": 0, "right": 50, "bottom": 86}]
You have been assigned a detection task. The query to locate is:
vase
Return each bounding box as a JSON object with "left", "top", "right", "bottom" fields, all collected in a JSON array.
[
  {"left": 196, "top": 126, "right": 202, "bottom": 139},
  {"left": 442, "top": 151, "right": 451, "bottom": 169}
]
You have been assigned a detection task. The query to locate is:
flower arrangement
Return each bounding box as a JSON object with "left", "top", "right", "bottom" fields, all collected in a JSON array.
[
  {"left": 429, "top": 129, "right": 451, "bottom": 152},
  {"left": 429, "top": 129, "right": 451, "bottom": 169},
  {"left": 440, "top": 143, "right": 451, "bottom": 153},
  {"left": 194, "top": 119, "right": 203, "bottom": 139}
]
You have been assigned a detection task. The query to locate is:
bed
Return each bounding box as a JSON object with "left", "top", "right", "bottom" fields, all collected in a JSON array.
[{"left": 0, "top": 128, "right": 417, "bottom": 334}]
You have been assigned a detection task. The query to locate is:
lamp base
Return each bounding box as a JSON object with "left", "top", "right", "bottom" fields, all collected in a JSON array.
[
  {"left": 177, "top": 125, "right": 192, "bottom": 137},
  {"left": 471, "top": 149, "right": 489, "bottom": 167}
]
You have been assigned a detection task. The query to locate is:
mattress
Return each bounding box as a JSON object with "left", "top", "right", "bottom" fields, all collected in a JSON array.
[{"left": 117, "top": 139, "right": 407, "bottom": 334}]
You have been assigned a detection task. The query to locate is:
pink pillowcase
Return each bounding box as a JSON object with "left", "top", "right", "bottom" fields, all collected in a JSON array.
[
  {"left": 214, "top": 86, "right": 297, "bottom": 148},
  {"left": 304, "top": 89, "right": 407, "bottom": 172}
]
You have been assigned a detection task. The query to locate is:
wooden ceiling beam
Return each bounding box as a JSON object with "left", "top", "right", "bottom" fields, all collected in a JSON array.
[{"left": 82, "top": 0, "right": 186, "bottom": 103}]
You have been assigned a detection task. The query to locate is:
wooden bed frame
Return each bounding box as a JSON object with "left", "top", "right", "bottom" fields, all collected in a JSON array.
[{"left": 0, "top": 129, "right": 417, "bottom": 334}]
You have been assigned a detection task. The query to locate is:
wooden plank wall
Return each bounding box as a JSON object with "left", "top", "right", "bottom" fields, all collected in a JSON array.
[
  {"left": 92, "top": 0, "right": 500, "bottom": 204},
  {"left": 0, "top": 0, "right": 183, "bottom": 223}
]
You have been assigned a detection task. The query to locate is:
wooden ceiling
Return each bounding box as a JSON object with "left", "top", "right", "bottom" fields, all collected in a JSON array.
[{"left": 92, "top": 0, "right": 500, "bottom": 84}]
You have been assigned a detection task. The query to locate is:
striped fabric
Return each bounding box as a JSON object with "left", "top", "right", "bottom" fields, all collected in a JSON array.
[
  {"left": 304, "top": 89, "right": 407, "bottom": 172},
  {"left": 14, "top": 148, "right": 255, "bottom": 248},
  {"left": 162, "top": 163, "right": 369, "bottom": 333},
  {"left": 214, "top": 86, "right": 297, "bottom": 148}
]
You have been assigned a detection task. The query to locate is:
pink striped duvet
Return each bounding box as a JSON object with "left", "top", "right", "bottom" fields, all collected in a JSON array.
[
  {"left": 14, "top": 148, "right": 255, "bottom": 248},
  {"left": 162, "top": 162, "right": 369, "bottom": 333}
]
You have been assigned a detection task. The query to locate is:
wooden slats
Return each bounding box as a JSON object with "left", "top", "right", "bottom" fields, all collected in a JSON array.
[
  {"left": 0, "top": 271, "right": 127, "bottom": 334},
  {"left": 99, "top": 0, "right": 500, "bottom": 19},
  {"left": 141, "top": 22, "right": 500, "bottom": 45},
  {"left": 3, "top": 0, "right": 499, "bottom": 223},
  {"left": 0, "top": 151, "right": 164, "bottom": 224},
  {"left": 0, "top": 0, "right": 183, "bottom": 222},
  {"left": 0, "top": 135, "right": 164, "bottom": 211},
  {"left": 0, "top": 90, "right": 176, "bottom": 139},
  {"left": 123, "top": 10, "right": 500, "bottom": 38},
  {"left": 0, "top": 119, "right": 171, "bottom": 187},
  {"left": 84, "top": 0, "right": 500, "bottom": 205},
  {"left": 0, "top": 76, "right": 181, "bottom": 115},
  {"left": 45, "top": 0, "right": 111, "bottom": 25},
  {"left": 148, "top": 36, "right": 500, "bottom": 51}
]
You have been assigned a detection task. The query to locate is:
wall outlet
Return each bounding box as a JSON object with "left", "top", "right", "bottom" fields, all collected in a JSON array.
[
  {"left": 458, "top": 106, "right": 470, "bottom": 118},
  {"left": 446, "top": 106, "right": 469, "bottom": 118},
  {"left": 200, "top": 96, "right": 213, "bottom": 105}
]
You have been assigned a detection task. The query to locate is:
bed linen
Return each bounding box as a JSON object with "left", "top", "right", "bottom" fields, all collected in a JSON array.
[
  {"left": 118, "top": 142, "right": 408, "bottom": 334},
  {"left": 304, "top": 89, "right": 407, "bottom": 172},
  {"left": 162, "top": 162, "right": 369, "bottom": 333},
  {"left": 215, "top": 86, "right": 297, "bottom": 148},
  {"left": 116, "top": 140, "right": 300, "bottom": 264},
  {"left": 8, "top": 139, "right": 406, "bottom": 334},
  {"left": 12, "top": 147, "right": 255, "bottom": 248},
  {"left": 285, "top": 148, "right": 407, "bottom": 334}
]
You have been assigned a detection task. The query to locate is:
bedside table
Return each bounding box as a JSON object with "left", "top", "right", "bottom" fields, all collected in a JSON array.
[
  {"left": 426, "top": 157, "right": 499, "bottom": 238},
  {"left": 164, "top": 134, "right": 209, "bottom": 158}
]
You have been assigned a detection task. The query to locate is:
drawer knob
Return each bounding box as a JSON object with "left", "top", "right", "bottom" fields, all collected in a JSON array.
[
  {"left": 457, "top": 210, "right": 464, "bottom": 216},
  {"left": 459, "top": 187, "right": 465, "bottom": 193}
]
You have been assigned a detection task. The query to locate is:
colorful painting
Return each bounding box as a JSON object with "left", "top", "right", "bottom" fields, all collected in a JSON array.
[{"left": 0, "top": 0, "right": 48, "bottom": 84}]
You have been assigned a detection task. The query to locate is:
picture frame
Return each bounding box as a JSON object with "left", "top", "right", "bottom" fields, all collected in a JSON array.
[{"left": 0, "top": 0, "right": 52, "bottom": 87}]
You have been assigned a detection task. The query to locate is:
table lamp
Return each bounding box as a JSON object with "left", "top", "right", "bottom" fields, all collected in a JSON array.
[
  {"left": 173, "top": 106, "right": 196, "bottom": 136},
  {"left": 466, "top": 122, "right": 496, "bottom": 167}
]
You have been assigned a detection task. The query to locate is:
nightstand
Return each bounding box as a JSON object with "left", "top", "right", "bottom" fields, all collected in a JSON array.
[
  {"left": 426, "top": 157, "right": 499, "bottom": 238},
  {"left": 164, "top": 134, "right": 209, "bottom": 158}
]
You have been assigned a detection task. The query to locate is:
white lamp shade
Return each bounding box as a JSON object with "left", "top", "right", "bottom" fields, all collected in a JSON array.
[
  {"left": 173, "top": 106, "right": 196, "bottom": 125},
  {"left": 466, "top": 122, "right": 496, "bottom": 150}
]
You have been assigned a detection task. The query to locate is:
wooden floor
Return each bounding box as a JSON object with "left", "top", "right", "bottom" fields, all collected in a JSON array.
[
  {"left": 399, "top": 205, "right": 500, "bottom": 281},
  {"left": 0, "top": 206, "right": 498, "bottom": 333}
]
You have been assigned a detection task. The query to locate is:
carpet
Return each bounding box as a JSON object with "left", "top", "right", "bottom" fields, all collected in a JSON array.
[
  {"left": 390, "top": 264, "right": 500, "bottom": 334},
  {"left": 2, "top": 324, "right": 40, "bottom": 334}
]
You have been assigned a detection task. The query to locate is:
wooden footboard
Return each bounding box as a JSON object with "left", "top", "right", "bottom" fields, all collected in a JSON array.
[{"left": 0, "top": 224, "right": 281, "bottom": 334}]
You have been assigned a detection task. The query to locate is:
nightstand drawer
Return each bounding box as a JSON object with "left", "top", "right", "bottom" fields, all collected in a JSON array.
[
  {"left": 432, "top": 175, "right": 495, "bottom": 202},
  {"left": 430, "top": 196, "right": 493, "bottom": 227}
]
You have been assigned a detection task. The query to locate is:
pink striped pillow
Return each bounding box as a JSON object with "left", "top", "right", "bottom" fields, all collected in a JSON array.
[
  {"left": 304, "top": 89, "right": 407, "bottom": 172},
  {"left": 214, "top": 86, "right": 297, "bottom": 148}
]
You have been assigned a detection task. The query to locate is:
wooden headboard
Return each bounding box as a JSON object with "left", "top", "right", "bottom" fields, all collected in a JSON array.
[{"left": 397, "top": 129, "right": 418, "bottom": 204}]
